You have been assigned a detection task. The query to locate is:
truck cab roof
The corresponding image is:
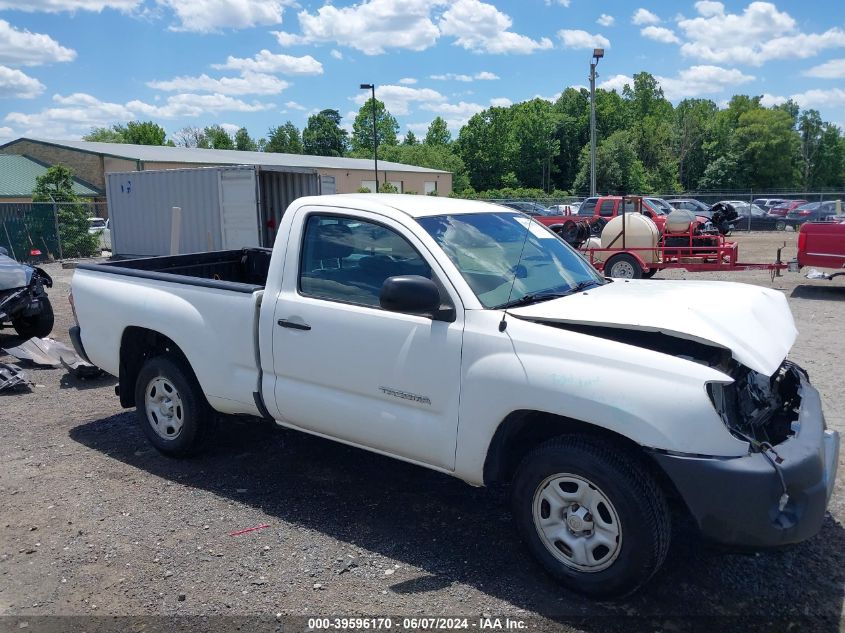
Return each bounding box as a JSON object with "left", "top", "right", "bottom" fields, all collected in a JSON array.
[{"left": 290, "top": 193, "right": 504, "bottom": 220}]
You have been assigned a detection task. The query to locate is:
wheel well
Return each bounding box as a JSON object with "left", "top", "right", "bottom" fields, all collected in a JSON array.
[
  {"left": 483, "top": 410, "right": 680, "bottom": 499},
  {"left": 118, "top": 327, "right": 189, "bottom": 408}
]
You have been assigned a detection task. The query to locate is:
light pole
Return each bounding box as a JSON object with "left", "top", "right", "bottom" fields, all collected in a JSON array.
[
  {"left": 360, "top": 83, "right": 379, "bottom": 192},
  {"left": 589, "top": 48, "right": 604, "bottom": 197}
]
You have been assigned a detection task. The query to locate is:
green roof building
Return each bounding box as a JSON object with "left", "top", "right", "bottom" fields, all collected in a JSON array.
[{"left": 0, "top": 155, "right": 102, "bottom": 201}]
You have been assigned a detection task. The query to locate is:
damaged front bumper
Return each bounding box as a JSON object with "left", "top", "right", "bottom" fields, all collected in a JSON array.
[{"left": 650, "top": 375, "right": 839, "bottom": 548}]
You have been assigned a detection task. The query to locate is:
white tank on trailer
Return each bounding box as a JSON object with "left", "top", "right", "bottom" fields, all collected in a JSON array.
[
  {"left": 665, "top": 209, "right": 696, "bottom": 234},
  {"left": 600, "top": 213, "right": 659, "bottom": 264}
]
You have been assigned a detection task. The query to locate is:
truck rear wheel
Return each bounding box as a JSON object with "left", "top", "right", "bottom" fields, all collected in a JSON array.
[
  {"left": 135, "top": 356, "right": 211, "bottom": 457},
  {"left": 12, "top": 297, "right": 54, "bottom": 339},
  {"left": 605, "top": 254, "right": 643, "bottom": 279},
  {"left": 511, "top": 436, "right": 670, "bottom": 598}
]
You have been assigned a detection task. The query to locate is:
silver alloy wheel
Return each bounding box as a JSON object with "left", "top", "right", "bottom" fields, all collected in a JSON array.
[
  {"left": 532, "top": 473, "right": 622, "bottom": 573},
  {"left": 144, "top": 376, "right": 185, "bottom": 440},
  {"left": 609, "top": 259, "right": 636, "bottom": 279}
]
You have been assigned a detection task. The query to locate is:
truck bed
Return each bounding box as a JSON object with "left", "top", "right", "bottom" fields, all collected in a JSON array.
[{"left": 76, "top": 248, "right": 272, "bottom": 292}]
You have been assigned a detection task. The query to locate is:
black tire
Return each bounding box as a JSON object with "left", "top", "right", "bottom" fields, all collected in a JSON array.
[
  {"left": 12, "top": 297, "right": 54, "bottom": 338},
  {"left": 590, "top": 218, "right": 607, "bottom": 236},
  {"left": 642, "top": 268, "right": 658, "bottom": 279},
  {"left": 605, "top": 253, "right": 643, "bottom": 279},
  {"left": 511, "top": 436, "right": 671, "bottom": 599},
  {"left": 134, "top": 355, "right": 212, "bottom": 457},
  {"left": 775, "top": 220, "right": 786, "bottom": 231}
]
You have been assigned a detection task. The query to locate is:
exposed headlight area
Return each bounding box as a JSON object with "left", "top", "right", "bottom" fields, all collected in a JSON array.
[{"left": 707, "top": 361, "right": 805, "bottom": 447}]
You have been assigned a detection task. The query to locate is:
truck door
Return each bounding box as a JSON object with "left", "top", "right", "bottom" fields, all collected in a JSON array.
[{"left": 269, "top": 207, "right": 465, "bottom": 470}]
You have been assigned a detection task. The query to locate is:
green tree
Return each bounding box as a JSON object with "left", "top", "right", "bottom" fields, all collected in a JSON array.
[
  {"left": 812, "top": 123, "right": 845, "bottom": 188},
  {"left": 351, "top": 98, "right": 398, "bottom": 153},
  {"left": 203, "top": 125, "right": 235, "bottom": 150},
  {"left": 31, "top": 165, "right": 99, "bottom": 257},
  {"left": 673, "top": 99, "right": 718, "bottom": 190},
  {"left": 266, "top": 122, "right": 303, "bottom": 154},
  {"left": 302, "top": 109, "right": 347, "bottom": 156},
  {"left": 118, "top": 121, "right": 167, "bottom": 145},
  {"left": 84, "top": 127, "right": 126, "bottom": 143},
  {"left": 424, "top": 117, "right": 451, "bottom": 146},
  {"left": 403, "top": 130, "right": 418, "bottom": 146},
  {"left": 378, "top": 143, "right": 470, "bottom": 193},
  {"left": 509, "top": 98, "right": 560, "bottom": 190},
  {"left": 234, "top": 127, "right": 258, "bottom": 151},
  {"left": 732, "top": 108, "right": 799, "bottom": 189},
  {"left": 456, "top": 106, "right": 516, "bottom": 191},
  {"left": 572, "top": 130, "right": 647, "bottom": 195},
  {"left": 173, "top": 126, "right": 207, "bottom": 148},
  {"left": 798, "top": 109, "right": 823, "bottom": 189}
]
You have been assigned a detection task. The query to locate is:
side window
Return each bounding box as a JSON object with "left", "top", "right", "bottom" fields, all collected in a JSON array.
[
  {"left": 299, "top": 215, "right": 432, "bottom": 308},
  {"left": 578, "top": 198, "right": 597, "bottom": 216},
  {"left": 597, "top": 200, "right": 615, "bottom": 217}
]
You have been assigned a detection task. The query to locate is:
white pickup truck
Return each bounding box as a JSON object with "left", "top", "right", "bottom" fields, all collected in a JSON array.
[{"left": 70, "top": 194, "right": 839, "bottom": 598}]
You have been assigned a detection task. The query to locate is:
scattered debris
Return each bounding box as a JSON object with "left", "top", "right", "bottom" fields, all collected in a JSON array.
[
  {"left": 2, "top": 337, "right": 101, "bottom": 377},
  {"left": 0, "top": 363, "right": 32, "bottom": 392},
  {"left": 229, "top": 524, "right": 270, "bottom": 537}
]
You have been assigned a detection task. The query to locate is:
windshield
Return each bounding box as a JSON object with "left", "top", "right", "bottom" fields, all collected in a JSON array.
[{"left": 418, "top": 212, "right": 605, "bottom": 309}]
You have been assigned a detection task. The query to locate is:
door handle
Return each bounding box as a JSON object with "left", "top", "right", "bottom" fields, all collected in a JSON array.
[{"left": 277, "top": 319, "right": 311, "bottom": 331}]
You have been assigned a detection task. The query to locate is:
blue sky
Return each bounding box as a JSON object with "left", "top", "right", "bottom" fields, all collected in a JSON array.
[{"left": 0, "top": 0, "right": 843, "bottom": 143}]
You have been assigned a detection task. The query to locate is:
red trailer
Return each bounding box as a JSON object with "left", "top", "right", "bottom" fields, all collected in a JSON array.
[{"left": 579, "top": 196, "right": 788, "bottom": 280}]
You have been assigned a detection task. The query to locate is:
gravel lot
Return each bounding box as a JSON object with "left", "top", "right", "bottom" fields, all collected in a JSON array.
[{"left": 1, "top": 231, "right": 843, "bottom": 631}]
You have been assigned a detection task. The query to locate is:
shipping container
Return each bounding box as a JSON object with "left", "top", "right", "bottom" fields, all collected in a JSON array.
[{"left": 105, "top": 165, "right": 320, "bottom": 257}]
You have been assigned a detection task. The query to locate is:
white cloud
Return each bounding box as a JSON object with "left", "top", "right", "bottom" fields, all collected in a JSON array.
[
  {"left": 0, "top": 0, "right": 140, "bottom": 11},
  {"left": 430, "top": 71, "right": 500, "bottom": 82},
  {"left": 657, "top": 65, "right": 754, "bottom": 100},
  {"left": 0, "top": 19, "right": 76, "bottom": 67},
  {"left": 599, "top": 65, "right": 754, "bottom": 101},
  {"left": 351, "top": 84, "right": 446, "bottom": 116},
  {"left": 157, "top": 0, "right": 289, "bottom": 33},
  {"left": 804, "top": 58, "right": 845, "bottom": 79},
  {"left": 212, "top": 50, "right": 323, "bottom": 75},
  {"left": 678, "top": 2, "right": 845, "bottom": 66},
  {"left": 280, "top": 0, "right": 440, "bottom": 55},
  {"left": 760, "top": 93, "right": 787, "bottom": 107},
  {"left": 490, "top": 97, "right": 512, "bottom": 107},
  {"left": 219, "top": 122, "right": 240, "bottom": 135},
  {"left": 285, "top": 100, "right": 306, "bottom": 110},
  {"left": 632, "top": 8, "right": 660, "bottom": 25},
  {"left": 597, "top": 14, "right": 615, "bottom": 27},
  {"left": 544, "top": 0, "right": 570, "bottom": 5},
  {"left": 147, "top": 72, "right": 289, "bottom": 95},
  {"left": 694, "top": 1, "right": 725, "bottom": 18},
  {"left": 4, "top": 90, "right": 275, "bottom": 138},
  {"left": 558, "top": 29, "right": 610, "bottom": 49},
  {"left": 330, "top": 49, "right": 343, "bottom": 60},
  {"left": 598, "top": 74, "right": 633, "bottom": 93},
  {"left": 789, "top": 88, "right": 845, "bottom": 110},
  {"left": 398, "top": 77, "right": 418, "bottom": 85},
  {"left": 439, "top": 0, "right": 553, "bottom": 54},
  {"left": 128, "top": 93, "right": 274, "bottom": 118},
  {"left": 641, "top": 26, "right": 680, "bottom": 44},
  {"left": 0, "top": 65, "right": 44, "bottom": 98}
]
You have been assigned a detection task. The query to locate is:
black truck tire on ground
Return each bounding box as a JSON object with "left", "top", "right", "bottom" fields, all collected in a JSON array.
[
  {"left": 12, "top": 297, "right": 54, "bottom": 339},
  {"left": 135, "top": 355, "right": 212, "bottom": 457},
  {"left": 605, "top": 253, "right": 643, "bottom": 279},
  {"left": 511, "top": 435, "right": 671, "bottom": 599}
]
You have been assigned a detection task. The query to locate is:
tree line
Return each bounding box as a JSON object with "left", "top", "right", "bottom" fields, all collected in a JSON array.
[{"left": 84, "top": 71, "right": 845, "bottom": 196}]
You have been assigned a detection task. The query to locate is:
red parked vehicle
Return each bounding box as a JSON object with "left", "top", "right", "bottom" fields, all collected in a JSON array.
[
  {"left": 581, "top": 196, "right": 712, "bottom": 235},
  {"left": 791, "top": 220, "right": 845, "bottom": 277},
  {"left": 768, "top": 200, "right": 808, "bottom": 217}
]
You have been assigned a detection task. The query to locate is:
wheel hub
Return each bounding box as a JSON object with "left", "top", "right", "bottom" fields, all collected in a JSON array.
[
  {"left": 144, "top": 376, "right": 184, "bottom": 440},
  {"left": 532, "top": 473, "right": 622, "bottom": 572}
]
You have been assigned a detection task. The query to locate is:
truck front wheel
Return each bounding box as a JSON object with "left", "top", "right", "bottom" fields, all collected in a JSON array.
[
  {"left": 135, "top": 356, "right": 212, "bottom": 457},
  {"left": 511, "top": 436, "right": 670, "bottom": 598},
  {"left": 12, "top": 297, "right": 54, "bottom": 338}
]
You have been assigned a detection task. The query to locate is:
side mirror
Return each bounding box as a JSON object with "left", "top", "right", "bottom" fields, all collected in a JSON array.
[{"left": 380, "top": 275, "right": 454, "bottom": 321}]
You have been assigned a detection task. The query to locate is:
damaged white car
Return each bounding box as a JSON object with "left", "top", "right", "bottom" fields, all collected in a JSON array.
[{"left": 69, "top": 195, "right": 839, "bottom": 598}]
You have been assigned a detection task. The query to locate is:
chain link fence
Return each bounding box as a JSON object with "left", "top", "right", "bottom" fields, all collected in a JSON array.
[{"left": 0, "top": 201, "right": 108, "bottom": 263}]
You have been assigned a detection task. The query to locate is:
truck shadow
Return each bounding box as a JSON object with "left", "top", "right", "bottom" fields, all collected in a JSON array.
[
  {"left": 791, "top": 284, "right": 845, "bottom": 301},
  {"left": 70, "top": 414, "right": 845, "bottom": 631}
]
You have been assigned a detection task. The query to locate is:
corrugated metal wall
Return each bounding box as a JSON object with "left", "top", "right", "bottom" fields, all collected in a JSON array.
[
  {"left": 106, "top": 167, "right": 235, "bottom": 257},
  {"left": 258, "top": 170, "right": 320, "bottom": 247}
]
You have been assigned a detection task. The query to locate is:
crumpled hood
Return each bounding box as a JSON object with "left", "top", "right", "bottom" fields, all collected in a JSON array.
[
  {"left": 0, "top": 254, "right": 31, "bottom": 291},
  {"left": 510, "top": 279, "right": 797, "bottom": 376}
]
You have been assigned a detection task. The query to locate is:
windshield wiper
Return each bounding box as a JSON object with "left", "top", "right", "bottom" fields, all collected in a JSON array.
[{"left": 493, "top": 281, "right": 601, "bottom": 310}]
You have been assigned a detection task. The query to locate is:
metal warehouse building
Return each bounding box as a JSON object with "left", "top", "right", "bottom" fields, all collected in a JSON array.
[{"left": 0, "top": 138, "right": 453, "bottom": 200}]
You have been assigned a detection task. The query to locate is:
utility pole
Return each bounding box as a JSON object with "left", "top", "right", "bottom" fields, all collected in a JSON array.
[
  {"left": 360, "top": 83, "right": 379, "bottom": 192},
  {"left": 589, "top": 48, "right": 604, "bottom": 197}
]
